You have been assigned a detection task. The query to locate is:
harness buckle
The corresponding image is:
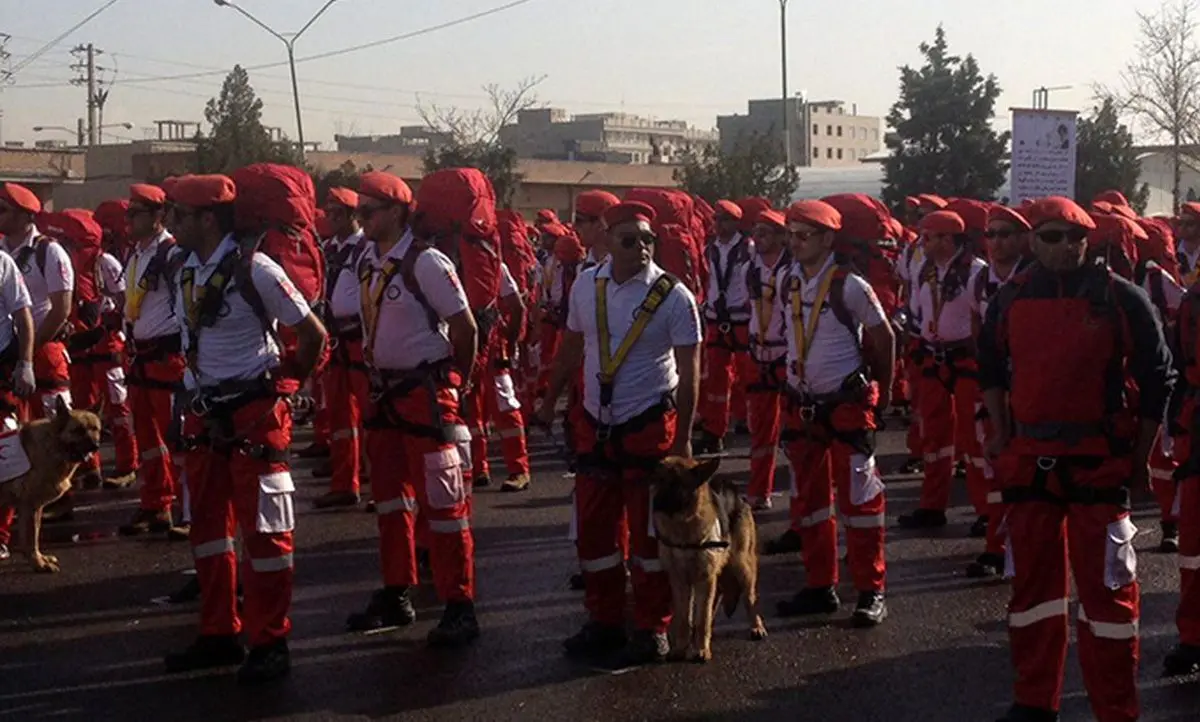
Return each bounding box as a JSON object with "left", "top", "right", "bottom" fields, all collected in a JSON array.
[
  {"left": 718, "top": 322, "right": 732, "bottom": 334},
  {"left": 799, "top": 405, "right": 817, "bottom": 423},
  {"left": 1036, "top": 456, "right": 1057, "bottom": 472},
  {"left": 189, "top": 393, "right": 212, "bottom": 418},
  {"left": 596, "top": 423, "right": 612, "bottom": 443},
  {"left": 932, "top": 348, "right": 947, "bottom": 365}
]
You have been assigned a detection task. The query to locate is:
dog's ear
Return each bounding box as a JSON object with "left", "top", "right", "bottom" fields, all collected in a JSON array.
[
  {"left": 53, "top": 395, "right": 71, "bottom": 420},
  {"left": 690, "top": 457, "right": 721, "bottom": 488}
]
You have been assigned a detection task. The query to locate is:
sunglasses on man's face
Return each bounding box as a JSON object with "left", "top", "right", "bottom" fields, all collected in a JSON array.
[
  {"left": 125, "top": 207, "right": 152, "bottom": 218},
  {"left": 984, "top": 229, "right": 1017, "bottom": 240},
  {"left": 357, "top": 204, "right": 387, "bottom": 220},
  {"left": 1036, "top": 228, "right": 1089, "bottom": 245},
  {"left": 618, "top": 232, "right": 655, "bottom": 249},
  {"left": 789, "top": 229, "right": 820, "bottom": 241}
]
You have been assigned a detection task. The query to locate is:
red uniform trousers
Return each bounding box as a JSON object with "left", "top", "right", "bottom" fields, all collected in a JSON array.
[
  {"left": 998, "top": 453, "right": 1139, "bottom": 722},
  {"left": 697, "top": 322, "right": 754, "bottom": 440},
  {"left": 782, "top": 394, "right": 886, "bottom": 592},
  {"left": 974, "top": 406, "right": 1007, "bottom": 557},
  {"left": 184, "top": 394, "right": 296, "bottom": 647},
  {"left": 466, "top": 357, "right": 531, "bottom": 481},
  {"left": 71, "top": 347, "right": 138, "bottom": 478},
  {"left": 324, "top": 335, "right": 370, "bottom": 495},
  {"left": 127, "top": 344, "right": 185, "bottom": 513},
  {"left": 535, "top": 320, "right": 562, "bottom": 402},
  {"left": 1172, "top": 394, "right": 1200, "bottom": 647},
  {"left": 914, "top": 349, "right": 988, "bottom": 514},
  {"left": 365, "top": 373, "right": 474, "bottom": 602},
  {"left": 745, "top": 358, "right": 786, "bottom": 503},
  {"left": 570, "top": 400, "right": 674, "bottom": 633}
]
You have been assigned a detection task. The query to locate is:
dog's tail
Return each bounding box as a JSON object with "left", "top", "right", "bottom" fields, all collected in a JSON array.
[{"left": 718, "top": 567, "right": 743, "bottom": 618}]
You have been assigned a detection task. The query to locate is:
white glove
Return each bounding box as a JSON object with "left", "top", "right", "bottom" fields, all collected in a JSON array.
[{"left": 12, "top": 361, "right": 35, "bottom": 398}]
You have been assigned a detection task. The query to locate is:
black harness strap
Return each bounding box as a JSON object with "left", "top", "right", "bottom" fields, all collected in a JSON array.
[{"left": 1001, "top": 456, "right": 1130, "bottom": 508}]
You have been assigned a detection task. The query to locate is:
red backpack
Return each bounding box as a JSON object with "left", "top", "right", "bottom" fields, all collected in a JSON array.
[
  {"left": 497, "top": 209, "right": 538, "bottom": 300},
  {"left": 625, "top": 188, "right": 707, "bottom": 301}
]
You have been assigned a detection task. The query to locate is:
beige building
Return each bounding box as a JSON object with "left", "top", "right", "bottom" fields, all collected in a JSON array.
[
  {"left": 498, "top": 108, "right": 717, "bottom": 165},
  {"left": 0, "top": 146, "right": 87, "bottom": 209},
  {"left": 718, "top": 98, "right": 883, "bottom": 168}
]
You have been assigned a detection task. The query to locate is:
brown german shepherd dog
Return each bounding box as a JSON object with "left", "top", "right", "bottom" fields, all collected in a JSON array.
[
  {"left": 0, "top": 397, "right": 102, "bottom": 573},
  {"left": 650, "top": 456, "right": 767, "bottom": 662}
]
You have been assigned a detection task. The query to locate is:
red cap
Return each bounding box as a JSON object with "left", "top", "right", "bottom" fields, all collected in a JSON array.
[
  {"left": 916, "top": 193, "right": 948, "bottom": 211},
  {"left": 987, "top": 205, "right": 1032, "bottom": 232},
  {"left": 326, "top": 186, "right": 359, "bottom": 209},
  {"left": 785, "top": 200, "right": 843, "bottom": 231},
  {"left": 129, "top": 183, "right": 167, "bottom": 206},
  {"left": 945, "top": 198, "right": 992, "bottom": 234},
  {"left": 0, "top": 182, "right": 42, "bottom": 215},
  {"left": 1025, "top": 196, "right": 1096, "bottom": 230},
  {"left": 40, "top": 208, "right": 102, "bottom": 248},
  {"left": 94, "top": 199, "right": 130, "bottom": 233},
  {"left": 358, "top": 172, "right": 413, "bottom": 205},
  {"left": 172, "top": 175, "right": 236, "bottom": 209},
  {"left": 603, "top": 201, "right": 657, "bottom": 230},
  {"left": 755, "top": 209, "right": 787, "bottom": 230},
  {"left": 1094, "top": 190, "right": 1130, "bottom": 208},
  {"left": 575, "top": 190, "right": 620, "bottom": 218},
  {"left": 919, "top": 210, "right": 966, "bottom": 235},
  {"left": 714, "top": 199, "right": 744, "bottom": 220}
]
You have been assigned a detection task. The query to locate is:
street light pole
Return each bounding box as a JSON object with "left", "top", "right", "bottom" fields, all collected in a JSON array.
[
  {"left": 214, "top": 0, "right": 339, "bottom": 158},
  {"left": 780, "top": 0, "right": 791, "bottom": 167}
]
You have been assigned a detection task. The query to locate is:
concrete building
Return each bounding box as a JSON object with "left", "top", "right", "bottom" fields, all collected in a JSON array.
[
  {"left": 0, "top": 145, "right": 87, "bottom": 209},
  {"left": 718, "top": 99, "right": 883, "bottom": 168},
  {"left": 498, "top": 108, "right": 717, "bottom": 164},
  {"left": 51, "top": 139, "right": 196, "bottom": 208},
  {"left": 333, "top": 126, "right": 451, "bottom": 156}
]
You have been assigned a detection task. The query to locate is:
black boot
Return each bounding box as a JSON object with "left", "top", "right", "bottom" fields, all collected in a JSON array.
[
  {"left": 953, "top": 461, "right": 967, "bottom": 479},
  {"left": 236, "top": 638, "right": 290, "bottom": 685},
  {"left": 896, "top": 508, "right": 948, "bottom": 530},
  {"left": 776, "top": 586, "right": 840, "bottom": 617},
  {"left": 568, "top": 572, "right": 585, "bottom": 591},
  {"left": 563, "top": 621, "right": 627, "bottom": 659},
  {"left": 995, "top": 704, "right": 1059, "bottom": 722},
  {"left": 851, "top": 591, "right": 887, "bottom": 627},
  {"left": 164, "top": 634, "right": 245, "bottom": 673},
  {"left": 473, "top": 473, "right": 492, "bottom": 489},
  {"left": 1164, "top": 643, "right": 1200, "bottom": 676},
  {"left": 167, "top": 576, "right": 202, "bottom": 604},
  {"left": 346, "top": 587, "right": 416, "bottom": 631},
  {"left": 1160, "top": 521, "right": 1180, "bottom": 553},
  {"left": 966, "top": 552, "right": 1005, "bottom": 579},
  {"left": 693, "top": 430, "right": 724, "bottom": 455},
  {"left": 601, "top": 629, "right": 668, "bottom": 670},
  {"left": 764, "top": 528, "right": 803, "bottom": 556},
  {"left": 969, "top": 515, "right": 989, "bottom": 539},
  {"left": 427, "top": 600, "right": 481, "bottom": 648}
]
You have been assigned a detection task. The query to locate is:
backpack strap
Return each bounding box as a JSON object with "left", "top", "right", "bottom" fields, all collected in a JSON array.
[
  {"left": 400, "top": 240, "right": 441, "bottom": 333},
  {"left": 14, "top": 236, "right": 50, "bottom": 277}
]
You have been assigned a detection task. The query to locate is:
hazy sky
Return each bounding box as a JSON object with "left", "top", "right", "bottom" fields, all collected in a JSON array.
[{"left": 0, "top": 0, "right": 1172, "bottom": 147}]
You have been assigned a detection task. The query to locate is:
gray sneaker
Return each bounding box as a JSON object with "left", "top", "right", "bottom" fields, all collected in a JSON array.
[{"left": 0, "top": 543, "right": 10, "bottom": 561}]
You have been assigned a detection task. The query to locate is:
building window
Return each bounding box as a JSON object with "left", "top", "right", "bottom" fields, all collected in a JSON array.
[
  {"left": 813, "top": 147, "right": 819, "bottom": 158},
  {"left": 813, "top": 124, "right": 819, "bottom": 135},
  {"left": 837, "top": 126, "right": 843, "bottom": 137},
  {"left": 826, "top": 148, "right": 833, "bottom": 159},
  {"left": 837, "top": 148, "right": 844, "bottom": 159},
  {"left": 826, "top": 125, "right": 832, "bottom": 136},
  {"left": 849, "top": 149, "right": 857, "bottom": 160}
]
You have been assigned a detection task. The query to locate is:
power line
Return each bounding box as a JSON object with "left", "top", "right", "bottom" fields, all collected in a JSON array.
[{"left": 7, "top": 0, "right": 122, "bottom": 77}]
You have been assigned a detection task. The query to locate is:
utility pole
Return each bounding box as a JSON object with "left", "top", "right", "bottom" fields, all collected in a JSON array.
[
  {"left": 70, "top": 44, "right": 103, "bottom": 146},
  {"left": 780, "top": 0, "right": 792, "bottom": 167}
]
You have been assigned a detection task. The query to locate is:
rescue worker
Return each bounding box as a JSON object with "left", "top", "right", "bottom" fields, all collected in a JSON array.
[
  {"left": 539, "top": 200, "right": 701, "bottom": 667},
  {"left": 1178, "top": 202, "right": 1200, "bottom": 284},
  {"left": 576, "top": 190, "right": 620, "bottom": 269},
  {"left": 312, "top": 186, "right": 370, "bottom": 509},
  {"left": 745, "top": 208, "right": 790, "bottom": 511},
  {"left": 964, "top": 204, "right": 1033, "bottom": 578},
  {"left": 163, "top": 175, "right": 327, "bottom": 684},
  {"left": 119, "top": 183, "right": 188, "bottom": 537},
  {"left": 345, "top": 171, "right": 480, "bottom": 647},
  {"left": 898, "top": 210, "right": 989, "bottom": 531},
  {"left": 774, "top": 200, "right": 893, "bottom": 626},
  {"left": 695, "top": 200, "right": 755, "bottom": 454},
  {"left": 534, "top": 221, "right": 582, "bottom": 408},
  {"left": 980, "top": 196, "right": 1173, "bottom": 722}
]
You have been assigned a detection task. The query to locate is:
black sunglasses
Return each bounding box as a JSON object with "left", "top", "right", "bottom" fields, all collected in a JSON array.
[
  {"left": 357, "top": 204, "right": 388, "bottom": 220},
  {"left": 1036, "top": 228, "right": 1089, "bottom": 245},
  {"left": 983, "top": 229, "right": 1017, "bottom": 239},
  {"left": 618, "top": 232, "right": 655, "bottom": 249}
]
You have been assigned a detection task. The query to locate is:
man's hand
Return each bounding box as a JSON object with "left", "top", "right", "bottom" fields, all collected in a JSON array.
[{"left": 12, "top": 361, "right": 35, "bottom": 398}]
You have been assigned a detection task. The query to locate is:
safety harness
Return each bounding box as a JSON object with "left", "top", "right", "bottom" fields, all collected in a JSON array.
[
  {"left": 749, "top": 251, "right": 790, "bottom": 374},
  {"left": 706, "top": 235, "right": 751, "bottom": 349},
  {"left": 786, "top": 262, "right": 859, "bottom": 383},
  {"left": 1001, "top": 456, "right": 1130, "bottom": 508}
]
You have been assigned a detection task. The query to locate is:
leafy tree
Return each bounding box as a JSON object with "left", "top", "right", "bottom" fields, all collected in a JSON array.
[
  {"left": 674, "top": 131, "right": 800, "bottom": 207},
  {"left": 882, "top": 25, "right": 1009, "bottom": 207},
  {"left": 193, "top": 65, "right": 301, "bottom": 173},
  {"left": 1075, "top": 98, "right": 1151, "bottom": 213},
  {"left": 312, "top": 159, "right": 372, "bottom": 203}
]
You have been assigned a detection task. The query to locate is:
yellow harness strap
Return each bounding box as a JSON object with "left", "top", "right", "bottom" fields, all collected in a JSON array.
[
  {"left": 755, "top": 259, "right": 783, "bottom": 343},
  {"left": 596, "top": 273, "right": 677, "bottom": 396},
  {"left": 124, "top": 252, "right": 145, "bottom": 322},
  {"left": 788, "top": 264, "right": 837, "bottom": 381},
  {"left": 359, "top": 256, "right": 403, "bottom": 366}
]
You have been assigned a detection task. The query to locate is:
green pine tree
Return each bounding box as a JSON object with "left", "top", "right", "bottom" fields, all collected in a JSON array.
[
  {"left": 1075, "top": 98, "right": 1151, "bottom": 213},
  {"left": 882, "top": 26, "right": 1009, "bottom": 208},
  {"left": 194, "top": 65, "right": 301, "bottom": 173}
]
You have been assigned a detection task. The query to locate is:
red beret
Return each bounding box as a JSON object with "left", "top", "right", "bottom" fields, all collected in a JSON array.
[
  {"left": 945, "top": 199, "right": 992, "bottom": 234},
  {"left": 987, "top": 205, "right": 1032, "bottom": 232},
  {"left": 920, "top": 210, "right": 967, "bottom": 235},
  {"left": 358, "top": 172, "right": 413, "bottom": 205},
  {"left": 786, "top": 200, "right": 843, "bottom": 231},
  {"left": 755, "top": 209, "right": 787, "bottom": 230},
  {"left": 714, "top": 200, "right": 744, "bottom": 220},
  {"left": 1182, "top": 202, "right": 1200, "bottom": 219},
  {"left": 541, "top": 221, "right": 570, "bottom": 238},
  {"left": 172, "top": 175, "right": 236, "bottom": 209},
  {"left": 40, "top": 209, "right": 102, "bottom": 248},
  {"left": 129, "top": 183, "right": 166, "bottom": 206},
  {"left": 916, "top": 194, "right": 948, "bottom": 211},
  {"left": 1091, "top": 201, "right": 1115, "bottom": 216},
  {"left": 0, "top": 183, "right": 42, "bottom": 215},
  {"left": 536, "top": 209, "right": 559, "bottom": 224},
  {"left": 1026, "top": 196, "right": 1096, "bottom": 230},
  {"left": 1094, "top": 190, "right": 1130, "bottom": 208},
  {"left": 821, "top": 193, "right": 890, "bottom": 240},
  {"left": 603, "top": 201, "right": 656, "bottom": 230},
  {"left": 326, "top": 186, "right": 359, "bottom": 209},
  {"left": 735, "top": 197, "right": 772, "bottom": 227},
  {"left": 575, "top": 190, "right": 620, "bottom": 218},
  {"left": 93, "top": 199, "right": 130, "bottom": 232}
]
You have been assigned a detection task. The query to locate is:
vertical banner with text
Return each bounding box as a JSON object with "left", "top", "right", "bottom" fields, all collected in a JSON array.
[{"left": 1009, "top": 108, "right": 1079, "bottom": 203}]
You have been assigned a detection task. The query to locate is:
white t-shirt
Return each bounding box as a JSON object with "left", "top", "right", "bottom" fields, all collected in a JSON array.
[
  {"left": 97, "top": 252, "right": 124, "bottom": 314},
  {"left": 781, "top": 255, "right": 886, "bottom": 396},
  {"left": 967, "top": 261, "right": 1026, "bottom": 322},
  {"left": 358, "top": 229, "right": 469, "bottom": 371},
  {"left": 747, "top": 251, "right": 789, "bottom": 362},
  {"left": 542, "top": 256, "right": 573, "bottom": 306},
  {"left": 175, "top": 235, "right": 310, "bottom": 388},
  {"left": 898, "top": 242, "right": 926, "bottom": 314},
  {"left": 567, "top": 261, "right": 702, "bottom": 425},
  {"left": 704, "top": 233, "right": 754, "bottom": 322},
  {"left": 500, "top": 263, "right": 519, "bottom": 299},
  {"left": 911, "top": 254, "right": 987, "bottom": 343},
  {"left": 125, "top": 231, "right": 182, "bottom": 341},
  {"left": 3, "top": 226, "right": 74, "bottom": 333},
  {"left": 1142, "top": 265, "right": 1185, "bottom": 316},
  {"left": 0, "top": 252, "right": 32, "bottom": 353},
  {"left": 326, "top": 229, "right": 366, "bottom": 322}
]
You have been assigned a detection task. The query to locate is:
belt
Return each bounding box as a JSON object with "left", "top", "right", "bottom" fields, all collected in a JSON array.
[
  {"left": 914, "top": 339, "right": 974, "bottom": 366},
  {"left": 1001, "top": 455, "right": 1130, "bottom": 507},
  {"left": 779, "top": 375, "right": 874, "bottom": 455},
  {"left": 130, "top": 333, "right": 183, "bottom": 362},
  {"left": 575, "top": 395, "right": 675, "bottom": 473},
  {"left": 1014, "top": 421, "right": 1108, "bottom": 447},
  {"left": 189, "top": 376, "right": 279, "bottom": 418},
  {"left": 364, "top": 359, "right": 456, "bottom": 441}
]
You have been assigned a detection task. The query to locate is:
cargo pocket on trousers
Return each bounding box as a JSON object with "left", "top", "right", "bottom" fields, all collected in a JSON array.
[
  {"left": 849, "top": 453, "right": 884, "bottom": 506},
  {"left": 425, "top": 447, "right": 467, "bottom": 510},
  {"left": 1104, "top": 517, "right": 1138, "bottom": 590},
  {"left": 494, "top": 373, "right": 520, "bottom": 413},
  {"left": 105, "top": 366, "right": 129, "bottom": 406},
  {"left": 256, "top": 471, "right": 296, "bottom": 534}
]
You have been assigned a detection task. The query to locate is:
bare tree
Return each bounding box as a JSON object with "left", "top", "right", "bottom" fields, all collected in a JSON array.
[{"left": 1106, "top": 0, "right": 1200, "bottom": 211}]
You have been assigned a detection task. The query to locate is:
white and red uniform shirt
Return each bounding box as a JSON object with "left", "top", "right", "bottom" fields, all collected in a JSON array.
[
  {"left": 499, "top": 262, "right": 519, "bottom": 299},
  {"left": 1141, "top": 264, "right": 1185, "bottom": 319},
  {"left": 542, "top": 256, "right": 575, "bottom": 309},
  {"left": 358, "top": 229, "right": 469, "bottom": 371},
  {"left": 967, "top": 261, "right": 1026, "bottom": 322},
  {"left": 0, "top": 251, "right": 32, "bottom": 353},
  {"left": 911, "top": 254, "right": 987, "bottom": 343},
  {"left": 3, "top": 226, "right": 74, "bottom": 334},
  {"left": 326, "top": 229, "right": 366, "bottom": 323},
  {"left": 175, "top": 235, "right": 310, "bottom": 389},
  {"left": 567, "top": 260, "right": 702, "bottom": 425},
  {"left": 125, "top": 230, "right": 182, "bottom": 341},
  {"left": 897, "top": 241, "right": 926, "bottom": 314},
  {"left": 97, "top": 252, "right": 124, "bottom": 314},
  {"left": 704, "top": 233, "right": 754, "bottom": 323},
  {"left": 747, "top": 250, "right": 789, "bottom": 363},
  {"left": 780, "top": 254, "right": 886, "bottom": 396}
]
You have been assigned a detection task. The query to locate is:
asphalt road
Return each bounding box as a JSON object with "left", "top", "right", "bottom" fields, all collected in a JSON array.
[{"left": 3, "top": 414, "right": 1200, "bottom": 722}]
